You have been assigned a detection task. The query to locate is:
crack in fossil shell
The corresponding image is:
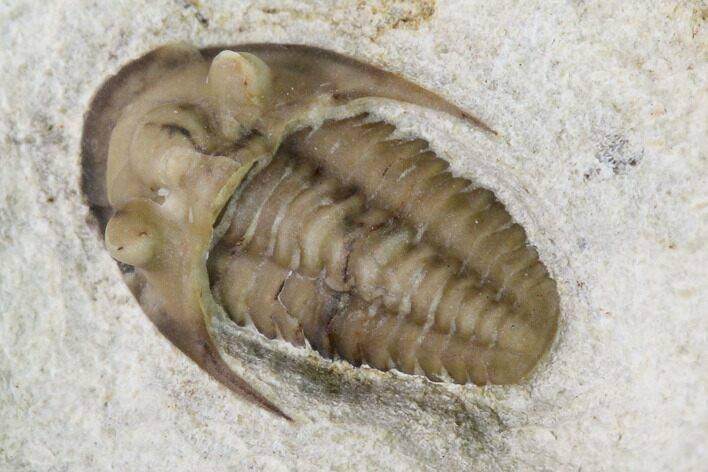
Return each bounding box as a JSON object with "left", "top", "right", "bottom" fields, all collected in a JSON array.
[{"left": 81, "top": 43, "right": 559, "bottom": 420}]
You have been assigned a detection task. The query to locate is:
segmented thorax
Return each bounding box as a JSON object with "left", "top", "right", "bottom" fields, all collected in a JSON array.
[
  {"left": 88, "top": 45, "right": 559, "bottom": 417},
  {"left": 210, "top": 114, "right": 558, "bottom": 384}
]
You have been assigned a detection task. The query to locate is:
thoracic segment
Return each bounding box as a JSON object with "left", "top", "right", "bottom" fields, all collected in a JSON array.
[{"left": 209, "top": 118, "right": 559, "bottom": 384}]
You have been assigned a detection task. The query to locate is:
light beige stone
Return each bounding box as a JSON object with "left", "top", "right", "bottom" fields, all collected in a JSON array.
[{"left": 0, "top": 1, "right": 705, "bottom": 470}]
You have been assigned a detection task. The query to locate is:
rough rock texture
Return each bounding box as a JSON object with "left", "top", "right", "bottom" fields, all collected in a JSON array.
[{"left": 0, "top": 1, "right": 706, "bottom": 471}]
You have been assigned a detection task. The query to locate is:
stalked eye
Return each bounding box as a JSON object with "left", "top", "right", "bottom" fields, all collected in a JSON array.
[{"left": 81, "top": 43, "right": 559, "bottom": 420}]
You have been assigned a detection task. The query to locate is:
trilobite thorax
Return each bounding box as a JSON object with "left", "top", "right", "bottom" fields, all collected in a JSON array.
[{"left": 82, "top": 44, "right": 559, "bottom": 417}]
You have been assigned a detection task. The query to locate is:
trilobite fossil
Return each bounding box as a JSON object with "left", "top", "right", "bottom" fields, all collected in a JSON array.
[{"left": 81, "top": 43, "right": 560, "bottom": 419}]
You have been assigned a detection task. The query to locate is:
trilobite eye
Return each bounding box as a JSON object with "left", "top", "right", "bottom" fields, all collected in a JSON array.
[{"left": 83, "top": 44, "right": 560, "bottom": 418}]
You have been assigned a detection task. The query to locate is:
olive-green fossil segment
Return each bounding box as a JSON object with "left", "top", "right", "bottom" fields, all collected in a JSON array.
[
  {"left": 210, "top": 120, "right": 558, "bottom": 385},
  {"left": 81, "top": 43, "right": 558, "bottom": 419}
]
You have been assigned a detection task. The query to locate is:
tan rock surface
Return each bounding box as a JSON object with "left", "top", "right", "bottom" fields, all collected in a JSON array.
[{"left": 1, "top": 1, "right": 706, "bottom": 470}]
